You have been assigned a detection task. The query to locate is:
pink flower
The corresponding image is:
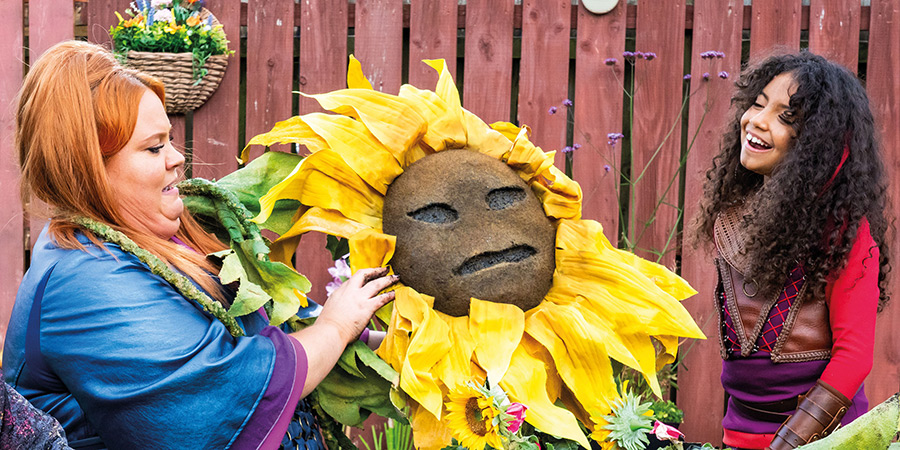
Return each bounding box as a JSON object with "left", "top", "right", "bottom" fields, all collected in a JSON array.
[
  {"left": 506, "top": 402, "right": 528, "bottom": 433},
  {"left": 651, "top": 420, "right": 684, "bottom": 442},
  {"left": 325, "top": 257, "right": 351, "bottom": 296}
]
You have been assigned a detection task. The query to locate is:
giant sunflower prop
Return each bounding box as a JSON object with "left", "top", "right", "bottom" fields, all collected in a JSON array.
[{"left": 249, "top": 58, "right": 704, "bottom": 449}]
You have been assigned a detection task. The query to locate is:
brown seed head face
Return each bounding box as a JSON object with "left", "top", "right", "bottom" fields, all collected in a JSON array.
[{"left": 382, "top": 149, "right": 556, "bottom": 317}]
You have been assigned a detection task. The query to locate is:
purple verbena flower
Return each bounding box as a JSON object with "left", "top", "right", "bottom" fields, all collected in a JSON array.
[
  {"left": 573, "top": 143, "right": 582, "bottom": 150},
  {"left": 562, "top": 146, "right": 574, "bottom": 153},
  {"left": 683, "top": 74, "right": 692, "bottom": 80},
  {"left": 548, "top": 106, "right": 558, "bottom": 115},
  {"left": 634, "top": 51, "right": 645, "bottom": 59},
  {"left": 563, "top": 99, "right": 574, "bottom": 107},
  {"left": 604, "top": 164, "right": 612, "bottom": 172},
  {"left": 604, "top": 58, "right": 618, "bottom": 66},
  {"left": 623, "top": 51, "right": 635, "bottom": 61},
  {"left": 718, "top": 71, "right": 729, "bottom": 79},
  {"left": 643, "top": 52, "right": 657, "bottom": 61},
  {"left": 607, "top": 133, "right": 625, "bottom": 146},
  {"left": 716, "top": 51, "right": 726, "bottom": 58},
  {"left": 702, "top": 72, "right": 711, "bottom": 80}
]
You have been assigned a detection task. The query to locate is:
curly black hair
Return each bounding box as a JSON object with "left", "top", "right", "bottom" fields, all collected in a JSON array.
[{"left": 694, "top": 51, "right": 891, "bottom": 310}]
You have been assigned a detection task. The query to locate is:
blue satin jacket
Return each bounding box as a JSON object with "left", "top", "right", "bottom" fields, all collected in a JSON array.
[{"left": 3, "top": 227, "right": 280, "bottom": 449}]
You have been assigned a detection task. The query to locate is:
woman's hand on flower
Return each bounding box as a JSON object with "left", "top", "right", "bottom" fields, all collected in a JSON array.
[{"left": 316, "top": 267, "right": 397, "bottom": 345}]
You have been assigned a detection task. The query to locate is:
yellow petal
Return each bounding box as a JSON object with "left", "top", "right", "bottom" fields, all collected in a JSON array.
[
  {"left": 302, "top": 113, "right": 403, "bottom": 194},
  {"left": 348, "top": 228, "right": 396, "bottom": 273},
  {"left": 526, "top": 302, "right": 619, "bottom": 416},
  {"left": 557, "top": 219, "right": 697, "bottom": 301},
  {"left": 432, "top": 314, "right": 477, "bottom": 390},
  {"left": 394, "top": 288, "right": 451, "bottom": 419},
  {"left": 398, "top": 84, "right": 467, "bottom": 152},
  {"left": 254, "top": 149, "right": 384, "bottom": 229},
  {"left": 654, "top": 334, "right": 680, "bottom": 369},
  {"left": 268, "top": 235, "right": 302, "bottom": 267},
  {"left": 346, "top": 54, "right": 373, "bottom": 90},
  {"left": 287, "top": 207, "right": 369, "bottom": 240},
  {"left": 506, "top": 127, "right": 556, "bottom": 183},
  {"left": 489, "top": 121, "right": 522, "bottom": 142},
  {"left": 500, "top": 341, "right": 591, "bottom": 449},
  {"left": 422, "top": 59, "right": 462, "bottom": 116},
  {"left": 409, "top": 403, "right": 453, "bottom": 450},
  {"left": 468, "top": 298, "right": 524, "bottom": 383},
  {"left": 554, "top": 220, "right": 705, "bottom": 340},
  {"left": 302, "top": 89, "right": 427, "bottom": 163},
  {"left": 462, "top": 110, "right": 513, "bottom": 160},
  {"left": 241, "top": 115, "right": 329, "bottom": 163},
  {"left": 531, "top": 165, "right": 584, "bottom": 221}
]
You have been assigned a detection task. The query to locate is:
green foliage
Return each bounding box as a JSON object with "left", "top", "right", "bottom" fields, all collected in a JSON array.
[
  {"left": 109, "top": 0, "right": 233, "bottom": 81},
  {"left": 178, "top": 178, "right": 315, "bottom": 324},
  {"left": 182, "top": 151, "right": 305, "bottom": 236},
  {"left": 359, "top": 420, "right": 414, "bottom": 450},
  {"left": 327, "top": 235, "right": 351, "bottom": 261},
  {"left": 649, "top": 399, "right": 684, "bottom": 425}
]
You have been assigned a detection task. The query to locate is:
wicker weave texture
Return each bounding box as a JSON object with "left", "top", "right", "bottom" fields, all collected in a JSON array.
[{"left": 125, "top": 51, "right": 228, "bottom": 114}]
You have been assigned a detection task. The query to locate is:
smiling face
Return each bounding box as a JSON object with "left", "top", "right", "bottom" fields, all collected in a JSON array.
[
  {"left": 740, "top": 72, "right": 799, "bottom": 177},
  {"left": 105, "top": 89, "right": 185, "bottom": 239},
  {"left": 382, "top": 149, "right": 556, "bottom": 317}
]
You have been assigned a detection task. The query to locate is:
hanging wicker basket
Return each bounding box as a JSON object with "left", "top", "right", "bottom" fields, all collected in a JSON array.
[
  {"left": 126, "top": 51, "right": 228, "bottom": 114},
  {"left": 121, "top": 9, "right": 229, "bottom": 114}
]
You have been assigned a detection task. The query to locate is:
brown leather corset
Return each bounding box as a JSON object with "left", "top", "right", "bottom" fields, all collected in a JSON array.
[{"left": 714, "top": 208, "right": 832, "bottom": 363}]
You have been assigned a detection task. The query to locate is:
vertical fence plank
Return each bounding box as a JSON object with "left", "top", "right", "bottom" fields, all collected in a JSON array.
[
  {"left": 518, "top": 0, "right": 571, "bottom": 155},
  {"left": 572, "top": 1, "right": 626, "bottom": 243},
  {"left": 85, "top": 0, "right": 131, "bottom": 46},
  {"left": 169, "top": 114, "right": 186, "bottom": 165},
  {"left": 27, "top": 0, "right": 75, "bottom": 249},
  {"left": 354, "top": 0, "right": 403, "bottom": 94},
  {"left": 749, "top": 0, "right": 802, "bottom": 59},
  {"left": 679, "top": 0, "right": 744, "bottom": 444},
  {"left": 808, "top": 0, "right": 860, "bottom": 72},
  {"left": 630, "top": 0, "right": 685, "bottom": 268},
  {"left": 28, "top": 0, "right": 74, "bottom": 59},
  {"left": 408, "top": 0, "right": 457, "bottom": 89},
  {"left": 297, "top": 0, "right": 347, "bottom": 114},
  {"left": 296, "top": 0, "right": 349, "bottom": 312},
  {"left": 245, "top": 0, "right": 295, "bottom": 158},
  {"left": 865, "top": 0, "right": 900, "bottom": 409},
  {"left": 0, "top": 0, "right": 24, "bottom": 349},
  {"left": 191, "top": 0, "right": 241, "bottom": 181},
  {"left": 462, "top": 0, "right": 514, "bottom": 124}
]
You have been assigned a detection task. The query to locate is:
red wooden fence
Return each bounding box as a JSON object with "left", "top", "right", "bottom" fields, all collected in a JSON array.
[{"left": 3, "top": 1, "right": 899, "bottom": 446}]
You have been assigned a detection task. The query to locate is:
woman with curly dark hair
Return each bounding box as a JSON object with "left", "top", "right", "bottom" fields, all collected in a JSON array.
[{"left": 694, "top": 51, "right": 890, "bottom": 450}]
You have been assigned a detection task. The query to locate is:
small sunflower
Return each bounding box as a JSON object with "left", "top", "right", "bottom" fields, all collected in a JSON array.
[
  {"left": 247, "top": 57, "right": 704, "bottom": 449},
  {"left": 444, "top": 384, "right": 504, "bottom": 450}
]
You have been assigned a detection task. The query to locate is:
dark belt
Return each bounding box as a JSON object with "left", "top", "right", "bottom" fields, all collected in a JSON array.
[{"left": 731, "top": 396, "right": 799, "bottom": 423}]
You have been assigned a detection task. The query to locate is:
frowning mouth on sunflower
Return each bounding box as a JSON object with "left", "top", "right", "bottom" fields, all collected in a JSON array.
[{"left": 248, "top": 58, "right": 705, "bottom": 449}]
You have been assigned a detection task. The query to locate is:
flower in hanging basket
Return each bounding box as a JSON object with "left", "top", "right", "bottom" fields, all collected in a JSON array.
[{"left": 110, "top": 0, "right": 234, "bottom": 113}]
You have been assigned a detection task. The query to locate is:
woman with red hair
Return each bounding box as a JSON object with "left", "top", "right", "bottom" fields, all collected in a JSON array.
[{"left": 3, "top": 40, "right": 396, "bottom": 449}]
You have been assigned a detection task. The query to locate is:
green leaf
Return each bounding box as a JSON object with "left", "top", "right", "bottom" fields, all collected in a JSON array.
[
  {"left": 218, "top": 251, "right": 243, "bottom": 284},
  {"left": 232, "top": 239, "right": 312, "bottom": 325},
  {"left": 215, "top": 151, "right": 305, "bottom": 235},
  {"left": 227, "top": 280, "right": 271, "bottom": 317},
  {"left": 315, "top": 359, "right": 406, "bottom": 427},
  {"left": 337, "top": 340, "right": 366, "bottom": 378},
  {"left": 326, "top": 235, "right": 350, "bottom": 261}
]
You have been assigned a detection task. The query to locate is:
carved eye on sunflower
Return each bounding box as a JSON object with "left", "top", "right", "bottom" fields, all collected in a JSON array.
[{"left": 249, "top": 58, "right": 705, "bottom": 450}]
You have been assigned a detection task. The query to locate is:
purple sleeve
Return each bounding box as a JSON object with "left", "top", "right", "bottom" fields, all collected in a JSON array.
[{"left": 229, "top": 327, "right": 308, "bottom": 450}]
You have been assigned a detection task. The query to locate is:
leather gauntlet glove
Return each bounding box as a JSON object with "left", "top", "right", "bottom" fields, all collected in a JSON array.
[{"left": 766, "top": 380, "right": 851, "bottom": 450}]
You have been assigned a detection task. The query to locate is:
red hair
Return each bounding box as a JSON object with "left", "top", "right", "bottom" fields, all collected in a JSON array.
[{"left": 17, "top": 41, "right": 228, "bottom": 301}]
